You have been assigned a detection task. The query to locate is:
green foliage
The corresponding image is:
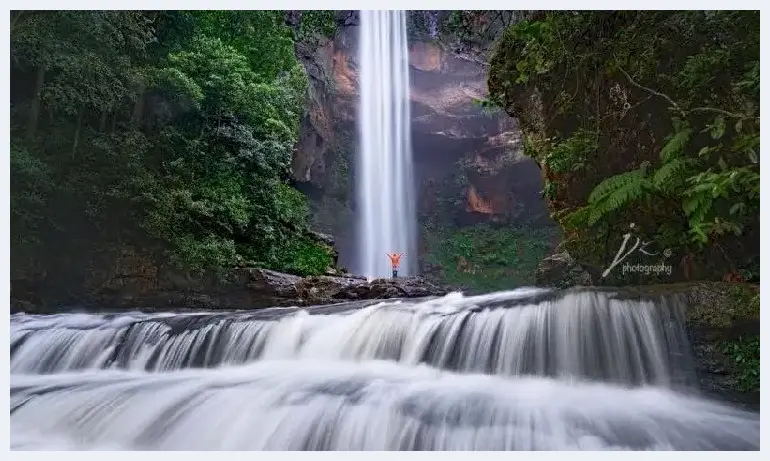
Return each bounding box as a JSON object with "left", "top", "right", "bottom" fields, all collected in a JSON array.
[
  {"left": 10, "top": 11, "right": 335, "bottom": 279},
  {"left": 293, "top": 11, "right": 340, "bottom": 45},
  {"left": 436, "top": 11, "right": 517, "bottom": 55},
  {"left": 471, "top": 97, "right": 504, "bottom": 118},
  {"left": 545, "top": 129, "right": 598, "bottom": 174},
  {"left": 721, "top": 333, "right": 760, "bottom": 393},
  {"left": 423, "top": 224, "right": 556, "bottom": 292},
  {"left": 568, "top": 118, "right": 759, "bottom": 247},
  {"left": 576, "top": 168, "right": 648, "bottom": 226},
  {"left": 407, "top": 11, "right": 432, "bottom": 42},
  {"left": 10, "top": 144, "right": 54, "bottom": 247},
  {"left": 12, "top": 11, "right": 154, "bottom": 116},
  {"left": 275, "top": 237, "right": 334, "bottom": 277},
  {"left": 193, "top": 11, "right": 296, "bottom": 80},
  {"left": 490, "top": 12, "right": 759, "bottom": 272}
]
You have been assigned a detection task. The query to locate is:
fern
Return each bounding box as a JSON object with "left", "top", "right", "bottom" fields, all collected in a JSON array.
[
  {"left": 573, "top": 168, "right": 650, "bottom": 226},
  {"left": 682, "top": 192, "right": 713, "bottom": 225},
  {"left": 588, "top": 179, "right": 647, "bottom": 225},
  {"left": 562, "top": 205, "right": 592, "bottom": 228},
  {"left": 652, "top": 158, "right": 690, "bottom": 191},
  {"left": 587, "top": 168, "right": 647, "bottom": 203},
  {"left": 659, "top": 128, "right": 692, "bottom": 162}
]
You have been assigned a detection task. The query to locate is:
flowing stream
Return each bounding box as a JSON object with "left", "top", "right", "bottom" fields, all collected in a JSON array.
[
  {"left": 356, "top": 10, "right": 417, "bottom": 277},
  {"left": 9, "top": 288, "right": 760, "bottom": 450}
]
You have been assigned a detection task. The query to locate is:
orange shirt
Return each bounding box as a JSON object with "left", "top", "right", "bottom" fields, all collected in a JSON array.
[{"left": 387, "top": 253, "right": 403, "bottom": 268}]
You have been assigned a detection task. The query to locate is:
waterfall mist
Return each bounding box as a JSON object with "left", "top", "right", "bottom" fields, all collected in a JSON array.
[{"left": 356, "top": 10, "right": 417, "bottom": 277}]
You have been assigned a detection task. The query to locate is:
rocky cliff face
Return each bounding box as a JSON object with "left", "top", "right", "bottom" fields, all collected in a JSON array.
[
  {"left": 487, "top": 12, "right": 760, "bottom": 286},
  {"left": 293, "top": 24, "right": 556, "bottom": 278}
]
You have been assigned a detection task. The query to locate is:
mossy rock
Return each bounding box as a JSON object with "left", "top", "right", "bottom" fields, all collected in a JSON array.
[
  {"left": 614, "top": 281, "right": 759, "bottom": 330},
  {"left": 535, "top": 251, "right": 592, "bottom": 289},
  {"left": 682, "top": 283, "right": 759, "bottom": 332},
  {"left": 487, "top": 12, "right": 760, "bottom": 285}
]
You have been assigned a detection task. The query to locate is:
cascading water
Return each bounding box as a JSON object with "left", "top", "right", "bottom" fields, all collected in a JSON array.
[
  {"left": 5, "top": 12, "right": 760, "bottom": 452},
  {"left": 11, "top": 290, "right": 696, "bottom": 387},
  {"left": 9, "top": 361, "right": 759, "bottom": 450},
  {"left": 9, "top": 288, "right": 760, "bottom": 450},
  {"left": 356, "top": 10, "right": 417, "bottom": 277}
]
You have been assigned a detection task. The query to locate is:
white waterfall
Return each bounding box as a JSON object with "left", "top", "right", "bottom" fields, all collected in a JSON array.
[{"left": 357, "top": 10, "right": 417, "bottom": 277}]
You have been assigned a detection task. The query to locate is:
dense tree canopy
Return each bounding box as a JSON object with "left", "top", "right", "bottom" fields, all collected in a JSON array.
[{"left": 10, "top": 10, "right": 339, "bottom": 284}]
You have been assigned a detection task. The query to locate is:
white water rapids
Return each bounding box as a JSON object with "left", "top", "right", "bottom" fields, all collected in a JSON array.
[
  {"left": 9, "top": 288, "right": 761, "bottom": 450},
  {"left": 10, "top": 360, "right": 759, "bottom": 450},
  {"left": 356, "top": 10, "right": 417, "bottom": 277}
]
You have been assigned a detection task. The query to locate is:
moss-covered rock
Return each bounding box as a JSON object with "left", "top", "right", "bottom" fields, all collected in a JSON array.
[
  {"left": 487, "top": 12, "right": 760, "bottom": 285},
  {"left": 535, "top": 251, "right": 592, "bottom": 289}
]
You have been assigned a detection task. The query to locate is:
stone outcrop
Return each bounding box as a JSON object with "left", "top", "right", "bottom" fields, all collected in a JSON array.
[
  {"left": 244, "top": 269, "right": 447, "bottom": 306},
  {"left": 291, "top": 35, "right": 338, "bottom": 189},
  {"left": 535, "top": 251, "right": 592, "bottom": 289},
  {"left": 11, "top": 266, "right": 447, "bottom": 313}
]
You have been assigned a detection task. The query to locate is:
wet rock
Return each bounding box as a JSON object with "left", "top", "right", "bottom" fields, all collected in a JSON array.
[
  {"left": 307, "top": 230, "right": 336, "bottom": 247},
  {"left": 244, "top": 271, "right": 446, "bottom": 306},
  {"left": 246, "top": 269, "right": 302, "bottom": 298},
  {"left": 146, "top": 270, "right": 442, "bottom": 310},
  {"left": 294, "top": 274, "right": 448, "bottom": 304},
  {"left": 535, "top": 251, "right": 593, "bottom": 289}
]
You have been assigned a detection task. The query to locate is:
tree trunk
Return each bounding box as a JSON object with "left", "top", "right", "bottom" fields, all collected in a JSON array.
[
  {"left": 71, "top": 108, "right": 83, "bottom": 161},
  {"left": 99, "top": 112, "right": 108, "bottom": 131},
  {"left": 26, "top": 66, "right": 46, "bottom": 141}
]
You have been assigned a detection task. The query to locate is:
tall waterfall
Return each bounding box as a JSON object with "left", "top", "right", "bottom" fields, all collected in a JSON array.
[
  {"left": 9, "top": 289, "right": 760, "bottom": 450},
  {"left": 356, "top": 10, "right": 417, "bottom": 277}
]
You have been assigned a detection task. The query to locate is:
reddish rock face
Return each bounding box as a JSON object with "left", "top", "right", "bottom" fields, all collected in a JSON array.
[
  {"left": 293, "top": 26, "right": 550, "bottom": 238},
  {"left": 466, "top": 185, "right": 494, "bottom": 214}
]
